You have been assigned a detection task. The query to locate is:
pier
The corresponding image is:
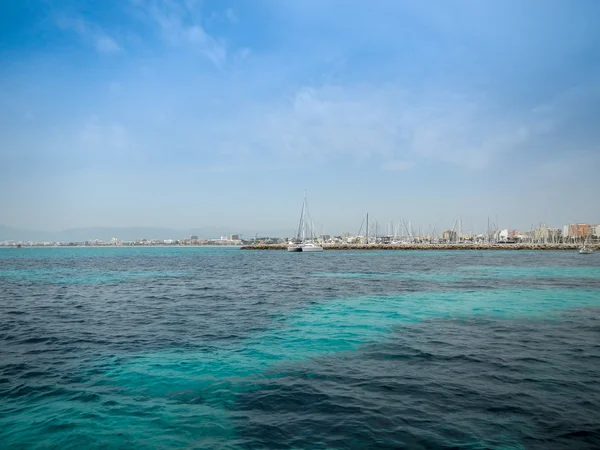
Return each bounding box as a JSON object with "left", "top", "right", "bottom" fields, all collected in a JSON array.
[{"left": 241, "top": 243, "right": 598, "bottom": 251}]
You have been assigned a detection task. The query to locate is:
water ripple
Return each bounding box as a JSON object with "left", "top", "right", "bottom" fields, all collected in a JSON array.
[{"left": 1, "top": 248, "right": 599, "bottom": 449}]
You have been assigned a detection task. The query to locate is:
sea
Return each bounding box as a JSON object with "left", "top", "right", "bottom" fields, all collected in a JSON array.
[{"left": 1, "top": 247, "right": 599, "bottom": 449}]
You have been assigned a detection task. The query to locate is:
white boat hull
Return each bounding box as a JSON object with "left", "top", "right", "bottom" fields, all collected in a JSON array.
[
  {"left": 579, "top": 248, "right": 594, "bottom": 254},
  {"left": 287, "top": 244, "right": 324, "bottom": 252},
  {"left": 301, "top": 244, "right": 323, "bottom": 252}
]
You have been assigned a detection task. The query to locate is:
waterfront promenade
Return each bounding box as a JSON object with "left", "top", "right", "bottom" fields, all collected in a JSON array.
[{"left": 241, "top": 243, "right": 598, "bottom": 251}]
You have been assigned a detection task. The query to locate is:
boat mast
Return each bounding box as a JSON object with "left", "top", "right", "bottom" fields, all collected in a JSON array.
[
  {"left": 296, "top": 194, "right": 305, "bottom": 241},
  {"left": 357, "top": 215, "right": 366, "bottom": 239},
  {"left": 303, "top": 191, "right": 309, "bottom": 242},
  {"left": 366, "top": 213, "right": 369, "bottom": 244}
]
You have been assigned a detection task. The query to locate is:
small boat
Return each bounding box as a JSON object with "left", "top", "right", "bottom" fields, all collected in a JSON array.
[{"left": 578, "top": 234, "right": 594, "bottom": 254}]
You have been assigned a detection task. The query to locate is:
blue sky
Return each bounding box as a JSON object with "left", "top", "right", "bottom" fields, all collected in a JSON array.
[{"left": 1, "top": 0, "right": 599, "bottom": 235}]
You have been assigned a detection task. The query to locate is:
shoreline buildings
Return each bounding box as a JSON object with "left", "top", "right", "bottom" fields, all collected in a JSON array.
[{"left": 1, "top": 223, "right": 599, "bottom": 248}]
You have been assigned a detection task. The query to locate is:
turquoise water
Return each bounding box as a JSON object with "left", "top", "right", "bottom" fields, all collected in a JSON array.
[{"left": 1, "top": 248, "right": 599, "bottom": 448}]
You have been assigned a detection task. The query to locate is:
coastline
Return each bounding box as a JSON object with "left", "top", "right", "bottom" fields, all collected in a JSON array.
[
  {"left": 241, "top": 243, "right": 598, "bottom": 251},
  {"left": 0, "top": 245, "right": 243, "bottom": 249}
]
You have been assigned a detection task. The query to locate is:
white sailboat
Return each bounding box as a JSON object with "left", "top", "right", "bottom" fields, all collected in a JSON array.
[
  {"left": 287, "top": 192, "right": 323, "bottom": 253},
  {"left": 579, "top": 233, "right": 594, "bottom": 254}
]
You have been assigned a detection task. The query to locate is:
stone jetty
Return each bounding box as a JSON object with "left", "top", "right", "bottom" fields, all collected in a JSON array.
[{"left": 241, "top": 243, "right": 598, "bottom": 251}]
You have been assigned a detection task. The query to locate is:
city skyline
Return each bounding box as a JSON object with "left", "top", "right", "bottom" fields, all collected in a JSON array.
[
  {"left": 1, "top": 218, "right": 599, "bottom": 243},
  {"left": 2, "top": 1, "right": 599, "bottom": 232}
]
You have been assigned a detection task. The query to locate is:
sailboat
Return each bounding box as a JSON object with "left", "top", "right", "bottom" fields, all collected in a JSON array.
[
  {"left": 287, "top": 192, "right": 323, "bottom": 252},
  {"left": 579, "top": 233, "right": 594, "bottom": 254}
]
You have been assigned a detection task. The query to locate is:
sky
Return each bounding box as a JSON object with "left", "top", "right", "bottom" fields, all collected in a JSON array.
[{"left": 1, "top": 0, "right": 599, "bottom": 236}]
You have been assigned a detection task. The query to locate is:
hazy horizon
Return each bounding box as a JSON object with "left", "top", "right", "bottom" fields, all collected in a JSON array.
[
  {"left": 1, "top": 216, "right": 597, "bottom": 242},
  {"left": 2, "top": 1, "right": 599, "bottom": 233}
]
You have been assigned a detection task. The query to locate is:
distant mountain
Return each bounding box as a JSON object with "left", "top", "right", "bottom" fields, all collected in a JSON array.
[
  {"left": 0, "top": 225, "right": 293, "bottom": 242},
  {"left": 0, "top": 226, "right": 56, "bottom": 242},
  {"left": 54, "top": 227, "right": 229, "bottom": 242}
]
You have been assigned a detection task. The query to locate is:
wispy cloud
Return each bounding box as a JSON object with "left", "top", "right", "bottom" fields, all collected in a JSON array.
[
  {"left": 225, "top": 8, "right": 239, "bottom": 24},
  {"left": 56, "top": 16, "right": 122, "bottom": 54},
  {"left": 78, "top": 117, "right": 135, "bottom": 162},
  {"left": 5, "top": 0, "right": 600, "bottom": 231},
  {"left": 95, "top": 36, "right": 121, "bottom": 53},
  {"left": 132, "top": 0, "right": 227, "bottom": 69},
  {"left": 215, "top": 84, "right": 558, "bottom": 171}
]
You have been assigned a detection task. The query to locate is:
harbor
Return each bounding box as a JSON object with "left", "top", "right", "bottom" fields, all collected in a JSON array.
[
  {"left": 242, "top": 243, "right": 599, "bottom": 251},
  {"left": 246, "top": 194, "right": 598, "bottom": 254}
]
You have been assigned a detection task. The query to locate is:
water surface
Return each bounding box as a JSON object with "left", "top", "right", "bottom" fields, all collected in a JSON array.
[{"left": 1, "top": 248, "right": 599, "bottom": 449}]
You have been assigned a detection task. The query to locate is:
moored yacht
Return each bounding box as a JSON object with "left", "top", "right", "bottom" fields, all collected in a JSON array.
[
  {"left": 578, "top": 234, "right": 594, "bottom": 254},
  {"left": 289, "top": 192, "right": 323, "bottom": 253},
  {"left": 301, "top": 242, "right": 323, "bottom": 252},
  {"left": 287, "top": 242, "right": 302, "bottom": 252}
]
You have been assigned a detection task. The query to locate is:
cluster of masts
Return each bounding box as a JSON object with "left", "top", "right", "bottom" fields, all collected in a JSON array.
[
  {"left": 346, "top": 214, "right": 505, "bottom": 244},
  {"left": 287, "top": 192, "right": 324, "bottom": 252},
  {"left": 289, "top": 194, "right": 598, "bottom": 246},
  {"left": 343, "top": 216, "right": 597, "bottom": 245},
  {"left": 356, "top": 214, "right": 436, "bottom": 244}
]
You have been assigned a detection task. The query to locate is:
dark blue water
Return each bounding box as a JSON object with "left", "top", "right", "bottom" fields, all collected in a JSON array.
[{"left": 1, "top": 247, "right": 599, "bottom": 449}]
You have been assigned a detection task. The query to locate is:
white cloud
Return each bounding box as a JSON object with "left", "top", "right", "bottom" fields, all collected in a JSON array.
[
  {"left": 203, "top": 84, "right": 565, "bottom": 171},
  {"left": 233, "top": 48, "right": 251, "bottom": 64},
  {"left": 186, "top": 25, "right": 208, "bottom": 43},
  {"left": 225, "top": 8, "right": 239, "bottom": 24},
  {"left": 134, "top": 0, "right": 227, "bottom": 69},
  {"left": 256, "top": 85, "right": 399, "bottom": 163},
  {"left": 56, "top": 17, "right": 122, "bottom": 54},
  {"left": 95, "top": 36, "right": 122, "bottom": 54}
]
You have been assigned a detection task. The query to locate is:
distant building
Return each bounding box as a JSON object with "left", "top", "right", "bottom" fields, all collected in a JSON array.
[
  {"left": 568, "top": 224, "right": 590, "bottom": 238},
  {"left": 190, "top": 235, "right": 199, "bottom": 240},
  {"left": 442, "top": 230, "right": 457, "bottom": 242}
]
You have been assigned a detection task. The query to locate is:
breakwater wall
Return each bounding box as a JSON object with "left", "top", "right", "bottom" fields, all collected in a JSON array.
[{"left": 241, "top": 244, "right": 598, "bottom": 251}]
